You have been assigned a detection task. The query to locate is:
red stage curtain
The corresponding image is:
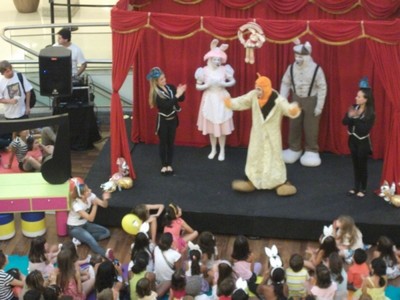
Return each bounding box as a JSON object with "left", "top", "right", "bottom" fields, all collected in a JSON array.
[
  {"left": 367, "top": 41, "right": 400, "bottom": 184},
  {"left": 110, "top": 5, "right": 144, "bottom": 178},
  {"left": 112, "top": 3, "right": 400, "bottom": 185},
  {"left": 130, "top": 0, "right": 400, "bottom": 19}
]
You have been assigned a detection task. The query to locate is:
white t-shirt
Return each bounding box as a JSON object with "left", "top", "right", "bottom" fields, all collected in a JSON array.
[
  {"left": 0, "top": 72, "right": 32, "bottom": 118},
  {"left": 53, "top": 43, "right": 86, "bottom": 76},
  {"left": 67, "top": 193, "right": 96, "bottom": 226},
  {"left": 154, "top": 246, "right": 181, "bottom": 282}
]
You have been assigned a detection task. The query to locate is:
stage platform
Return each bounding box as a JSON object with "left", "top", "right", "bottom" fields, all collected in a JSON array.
[{"left": 87, "top": 140, "right": 400, "bottom": 244}]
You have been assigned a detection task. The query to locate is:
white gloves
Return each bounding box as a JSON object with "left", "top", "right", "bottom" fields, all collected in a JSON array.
[{"left": 314, "top": 107, "right": 322, "bottom": 117}]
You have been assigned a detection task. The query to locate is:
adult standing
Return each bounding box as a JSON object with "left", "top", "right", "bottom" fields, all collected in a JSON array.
[
  {"left": 195, "top": 39, "right": 235, "bottom": 161},
  {"left": 0, "top": 60, "right": 32, "bottom": 120},
  {"left": 280, "top": 41, "right": 327, "bottom": 167},
  {"left": 342, "top": 78, "right": 375, "bottom": 198},
  {"left": 225, "top": 74, "right": 300, "bottom": 196},
  {"left": 54, "top": 28, "right": 87, "bottom": 78},
  {"left": 147, "top": 67, "right": 186, "bottom": 175}
]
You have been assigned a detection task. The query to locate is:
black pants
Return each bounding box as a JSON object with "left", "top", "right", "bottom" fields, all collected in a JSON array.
[
  {"left": 158, "top": 117, "right": 177, "bottom": 167},
  {"left": 349, "top": 136, "right": 371, "bottom": 192}
]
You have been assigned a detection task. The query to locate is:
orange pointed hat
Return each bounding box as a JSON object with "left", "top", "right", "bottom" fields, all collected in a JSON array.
[{"left": 255, "top": 73, "right": 272, "bottom": 106}]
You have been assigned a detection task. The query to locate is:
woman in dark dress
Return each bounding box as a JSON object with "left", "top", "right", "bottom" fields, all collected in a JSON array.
[
  {"left": 147, "top": 67, "right": 187, "bottom": 175},
  {"left": 342, "top": 79, "right": 375, "bottom": 198}
]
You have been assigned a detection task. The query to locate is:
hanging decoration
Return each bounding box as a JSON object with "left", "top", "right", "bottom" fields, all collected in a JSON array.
[{"left": 237, "top": 22, "right": 266, "bottom": 64}]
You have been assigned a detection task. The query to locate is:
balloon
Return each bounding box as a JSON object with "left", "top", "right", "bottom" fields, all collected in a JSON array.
[
  {"left": 118, "top": 177, "right": 134, "bottom": 189},
  {"left": 121, "top": 214, "right": 142, "bottom": 235}
]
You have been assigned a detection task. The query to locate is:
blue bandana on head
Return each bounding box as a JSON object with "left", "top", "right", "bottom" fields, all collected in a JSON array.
[
  {"left": 359, "top": 76, "right": 370, "bottom": 89},
  {"left": 146, "top": 67, "right": 163, "bottom": 80}
]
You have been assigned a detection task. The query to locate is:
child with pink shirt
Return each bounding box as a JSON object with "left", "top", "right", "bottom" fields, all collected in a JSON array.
[{"left": 163, "top": 203, "right": 198, "bottom": 254}]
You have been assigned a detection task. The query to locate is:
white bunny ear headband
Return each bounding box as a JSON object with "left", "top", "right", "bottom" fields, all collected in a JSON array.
[
  {"left": 265, "top": 245, "right": 283, "bottom": 275},
  {"left": 188, "top": 241, "right": 202, "bottom": 255},
  {"left": 321, "top": 224, "right": 334, "bottom": 243},
  {"left": 234, "top": 277, "right": 248, "bottom": 294}
]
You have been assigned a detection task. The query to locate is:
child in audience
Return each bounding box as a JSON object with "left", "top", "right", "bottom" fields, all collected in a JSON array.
[
  {"left": 67, "top": 177, "right": 114, "bottom": 260},
  {"left": 199, "top": 231, "right": 218, "bottom": 266},
  {"left": 130, "top": 232, "right": 155, "bottom": 272},
  {"left": 347, "top": 248, "right": 369, "bottom": 291},
  {"left": 61, "top": 240, "right": 93, "bottom": 284},
  {"left": 20, "top": 270, "right": 46, "bottom": 299},
  {"left": 53, "top": 248, "right": 94, "bottom": 299},
  {"left": 310, "top": 264, "right": 337, "bottom": 299},
  {"left": 328, "top": 252, "right": 348, "bottom": 300},
  {"left": 42, "top": 284, "right": 61, "bottom": 300},
  {"left": 333, "top": 215, "right": 364, "bottom": 263},
  {"left": 129, "top": 250, "right": 150, "bottom": 300},
  {"left": 163, "top": 203, "right": 198, "bottom": 254},
  {"left": 136, "top": 278, "right": 157, "bottom": 300},
  {"left": 185, "top": 248, "right": 209, "bottom": 297},
  {"left": 28, "top": 236, "right": 59, "bottom": 280},
  {"left": 95, "top": 260, "right": 122, "bottom": 300},
  {"left": 257, "top": 266, "right": 288, "bottom": 300},
  {"left": 169, "top": 269, "right": 186, "bottom": 300},
  {"left": 0, "top": 249, "right": 25, "bottom": 300},
  {"left": 373, "top": 235, "right": 400, "bottom": 279},
  {"left": 286, "top": 253, "right": 310, "bottom": 299},
  {"left": 132, "top": 203, "right": 164, "bottom": 244},
  {"left": 304, "top": 236, "right": 339, "bottom": 270},
  {"left": 353, "top": 257, "right": 388, "bottom": 300},
  {"left": 217, "top": 278, "right": 236, "bottom": 300},
  {"left": 231, "top": 235, "right": 261, "bottom": 297}
]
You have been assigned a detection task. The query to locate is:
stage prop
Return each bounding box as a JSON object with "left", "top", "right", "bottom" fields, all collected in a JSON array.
[
  {"left": 0, "top": 114, "right": 71, "bottom": 184},
  {"left": 0, "top": 173, "right": 70, "bottom": 236},
  {"left": 111, "top": 0, "right": 400, "bottom": 188}
]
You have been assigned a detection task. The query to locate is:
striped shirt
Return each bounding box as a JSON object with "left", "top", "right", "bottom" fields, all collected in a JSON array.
[
  {"left": 286, "top": 267, "right": 310, "bottom": 298},
  {"left": 10, "top": 136, "right": 28, "bottom": 163},
  {"left": 0, "top": 269, "right": 15, "bottom": 300}
]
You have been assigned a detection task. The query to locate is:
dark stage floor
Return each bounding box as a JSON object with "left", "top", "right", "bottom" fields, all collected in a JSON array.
[{"left": 87, "top": 141, "right": 400, "bottom": 244}]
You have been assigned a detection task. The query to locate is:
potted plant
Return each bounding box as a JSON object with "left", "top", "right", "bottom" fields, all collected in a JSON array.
[{"left": 13, "top": 0, "right": 40, "bottom": 13}]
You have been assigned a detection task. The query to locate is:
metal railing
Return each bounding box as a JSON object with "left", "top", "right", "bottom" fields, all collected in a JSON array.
[{"left": 1, "top": 23, "right": 133, "bottom": 109}]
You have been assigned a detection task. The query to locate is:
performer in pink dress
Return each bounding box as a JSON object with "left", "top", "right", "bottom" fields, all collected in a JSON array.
[{"left": 195, "top": 39, "right": 235, "bottom": 161}]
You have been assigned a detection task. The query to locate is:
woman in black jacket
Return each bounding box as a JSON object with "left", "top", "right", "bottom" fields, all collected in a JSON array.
[
  {"left": 342, "top": 82, "right": 375, "bottom": 198},
  {"left": 147, "top": 67, "right": 187, "bottom": 175}
]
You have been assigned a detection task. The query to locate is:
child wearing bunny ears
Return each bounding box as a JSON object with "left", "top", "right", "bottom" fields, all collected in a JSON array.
[
  {"left": 258, "top": 244, "right": 288, "bottom": 299},
  {"left": 195, "top": 39, "right": 236, "bottom": 161}
]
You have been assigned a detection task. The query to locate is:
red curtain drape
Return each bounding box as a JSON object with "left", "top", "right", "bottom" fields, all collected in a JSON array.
[
  {"left": 111, "top": 2, "right": 400, "bottom": 184},
  {"left": 110, "top": 6, "right": 145, "bottom": 178},
  {"left": 130, "top": 0, "right": 400, "bottom": 19}
]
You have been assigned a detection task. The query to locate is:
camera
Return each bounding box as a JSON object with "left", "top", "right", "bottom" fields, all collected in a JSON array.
[{"left": 113, "top": 259, "right": 120, "bottom": 266}]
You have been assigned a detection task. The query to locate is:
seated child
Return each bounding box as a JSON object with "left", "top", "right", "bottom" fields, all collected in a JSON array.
[
  {"left": 286, "top": 253, "right": 310, "bottom": 299},
  {"left": 347, "top": 248, "right": 369, "bottom": 291}
]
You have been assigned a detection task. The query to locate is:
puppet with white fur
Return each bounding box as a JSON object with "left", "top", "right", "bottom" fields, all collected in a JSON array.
[
  {"left": 225, "top": 74, "right": 300, "bottom": 196},
  {"left": 195, "top": 39, "right": 236, "bottom": 161},
  {"left": 238, "top": 22, "right": 266, "bottom": 64},
  {"left": 100, "top": 157, "right": 133, "bottom": 192},
  {"left": 280, "top": 39, "right": 327, "bottom": 167},
  {"left": 379, "top": 180, "right": 400, "bottom": 207}
]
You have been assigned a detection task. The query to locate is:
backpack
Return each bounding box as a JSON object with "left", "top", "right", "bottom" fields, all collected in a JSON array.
[{"left": 17, "top": 72, "right": 36, "bottom": 108}]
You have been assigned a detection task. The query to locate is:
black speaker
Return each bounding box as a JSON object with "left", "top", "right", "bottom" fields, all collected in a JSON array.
[{"left": 39, "top": 47, "right": 72, "bottom": 97}]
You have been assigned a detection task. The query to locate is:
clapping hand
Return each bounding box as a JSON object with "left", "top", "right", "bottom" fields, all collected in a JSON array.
[{"left": 176, "top": 84, "right": 187, "bottom": 98}]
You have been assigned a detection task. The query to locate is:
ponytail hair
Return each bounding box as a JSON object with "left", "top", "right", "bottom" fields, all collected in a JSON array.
[{"left": 163, "top": 203, "right": 178, "bottom": 227}]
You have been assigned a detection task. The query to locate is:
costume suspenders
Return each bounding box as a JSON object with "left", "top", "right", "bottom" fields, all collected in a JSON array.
[
  {"left": 308, "top": 65, "right": 320, "bottom": 97},
  {"left": 290, "top": 64, "right": 320, "bottom": 97}
]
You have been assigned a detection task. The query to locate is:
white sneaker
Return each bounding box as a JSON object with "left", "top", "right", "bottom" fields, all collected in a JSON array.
[{"left": 72, "top": 238, "right": 81, "bottom": 247}]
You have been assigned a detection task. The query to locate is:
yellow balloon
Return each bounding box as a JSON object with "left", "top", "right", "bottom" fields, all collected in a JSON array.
[{"left": 121, "top": 214, "right": 142, "bottom": 235}]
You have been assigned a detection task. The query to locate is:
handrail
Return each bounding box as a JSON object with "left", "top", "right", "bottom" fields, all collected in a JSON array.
[{"left": 1, "top": 22, "right": 111, "bottom": 61}]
